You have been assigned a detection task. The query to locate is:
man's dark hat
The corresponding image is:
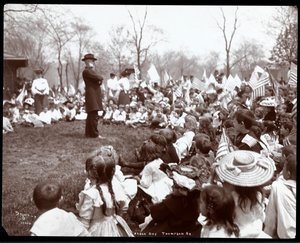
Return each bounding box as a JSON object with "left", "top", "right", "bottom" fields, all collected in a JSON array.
[
  {"left": 82, "top": 53, "right": 97, "bottom": 61},
  {"left": 34, "top": 68, "right": 44, "bottom": 75}
]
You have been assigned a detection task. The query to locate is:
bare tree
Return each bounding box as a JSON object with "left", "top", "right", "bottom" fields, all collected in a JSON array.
[
  {"left": 4, "top": 7, "right": 52, "bottom": 76},
  {"left": 202, "top": 51, "right": 220, "bottom": 76},
  {"left": 68, "top": 18, "right": 95, "bottom": 90},
  {"left": 108, "top": 25, "right": 129, "bottom": 74},
  {"left": 266, "top": 6, "right": 298, "bottom": 37},
  {"left": 127, "top": 7, "right": 164, "bottom": 79},
  {"left": 39, "top": 7, "right": 75, "bottom": 88},
  {"left": 4, "top": 4, "right": 39, "bottom": 14},
  {"left": 216, "top": 7, "right": 239, "bottom": 77},
  {"left": 231, "top": 40, "right": 266, "bottom": 80}
]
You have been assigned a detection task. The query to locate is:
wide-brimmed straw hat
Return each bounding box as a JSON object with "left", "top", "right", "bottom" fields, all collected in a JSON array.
[{"left": 215, "top": 150, "right": 274, "bottom": 187}]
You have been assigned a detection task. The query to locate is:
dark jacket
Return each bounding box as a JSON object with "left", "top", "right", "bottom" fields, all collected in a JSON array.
[
  {"left": 82, "top": 68, "right": 103, "bottom": 112},
  {"left": 143, "top": 191, "right": 201, "bottom": 237},
  {"left": 235, "top": 129, "right": 263, "bottom": 153}
]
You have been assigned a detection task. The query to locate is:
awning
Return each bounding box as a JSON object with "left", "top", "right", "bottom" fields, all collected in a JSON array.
[{"left": 4, "top": 52, "right": 28, "bottom": 67}]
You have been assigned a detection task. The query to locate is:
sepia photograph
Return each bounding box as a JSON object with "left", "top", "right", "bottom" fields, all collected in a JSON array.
[{"left": 2, "top": 4, "right": 297, "bottom": 238}]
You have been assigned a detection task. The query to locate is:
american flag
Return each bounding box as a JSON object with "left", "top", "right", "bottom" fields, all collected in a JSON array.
[
  {"left": 249, "top": 71, "right": 270, "bottom": 100},
  {"left": 215, "top": 128, "right": 235, "bottom": 162},
  {"left": 16, "top": 84, "right": 27, "bottom": 106},
  {"left": 191, "top": 77, "right": 206, "bottom": 91},
  {"left": 174, "top": 86, "right": 183, "bottom": 97},
  {"left": 291, "top": 99, "right": 297, "bottom": 120},
  {"left": 288, "top": 62, "right": 297, "bottom": 88},
  {"left": 134, "top": 64, "right": 140, "bottom": 81}
]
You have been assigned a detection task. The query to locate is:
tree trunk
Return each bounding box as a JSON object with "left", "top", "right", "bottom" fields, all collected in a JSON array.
[
  {"left": 226, "top": 51, "right": 230, "bottom": 78},
  {"left": 65, "top": 62, "right": 69, "bottom": 93}
]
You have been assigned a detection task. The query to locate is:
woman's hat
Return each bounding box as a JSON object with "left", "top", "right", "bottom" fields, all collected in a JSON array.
[
  {"left": 215, "top": 150, "right": 274, "bottom": 187},
  {"left": 259, "top": 97, "right": 276, "bottom": 107},
  {"left": 34, "top": 68, "right": 44, "bottom": 75},
  {"left": 82, "top": 53, "right": 97, "bottom": 61},
  {"left": 24, "top": 98, "right": 34, "bottom": 106}
]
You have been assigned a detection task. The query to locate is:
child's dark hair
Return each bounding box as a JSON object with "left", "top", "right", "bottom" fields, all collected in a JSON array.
[
  {"left": 234, "top": 109, "right": 256, "bottom": 129},
  {"left": 234, "top": 185, "right": 264, "bottom": 212},
  {"left": 33, "top": 181, "right": 62, "bottom": 211},
  {"left": 223, "top": 120, "right": 234, "bottom": 128},
  {"left": 286, "top": 154, "right": 296, "bottom": 179},
  {"left": 282, "top": 144, "right": 296, "bottom": 157},
  {"left": 281, "top": 121, "right": 294, "bottom": 133},
  {"left": 139, "top": 135, "right": 166, "bottom": 162},
  {"left": 159, "top": 128, "right": 177, "bottom": 144},
  {"left": 250, "top": 125, "right": 262, "bottom": 140},
  {"left": 195, "top": 137, "right": 211, "bottom": 154},
  {"left": 149, "top": 134, "right": 167, "bottom": 148},
  {"left": 201, "top": 185, "right": 240, "bottom": 237},
  {"left": 263, "top": 121, "right": 277, "bottom": 134}
]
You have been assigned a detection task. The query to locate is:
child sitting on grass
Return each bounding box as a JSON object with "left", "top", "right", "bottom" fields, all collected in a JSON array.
[
  {"left": 30, "top": 180, "right": 89, "bottom": 236},
  {"left": 76, "top": 146, "right": 134, "bottom": 236}
]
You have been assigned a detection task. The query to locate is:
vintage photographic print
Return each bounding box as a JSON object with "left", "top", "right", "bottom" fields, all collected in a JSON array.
[{"left": 3, "top": 4, "right": 297, "bottom": 239}]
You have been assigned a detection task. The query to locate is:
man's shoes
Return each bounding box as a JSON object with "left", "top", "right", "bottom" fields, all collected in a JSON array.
[{"left": 97, "top": 135, "right": 106, "bottom": 139}]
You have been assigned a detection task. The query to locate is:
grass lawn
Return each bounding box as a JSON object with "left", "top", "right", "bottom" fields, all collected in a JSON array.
[{"left": 2, "top": 120, "right": 152, "bottom": 236}]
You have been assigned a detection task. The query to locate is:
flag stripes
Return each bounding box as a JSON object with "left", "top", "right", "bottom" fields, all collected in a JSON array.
[
  {"left": 288, "top": 62, "right": 297, "bottom": 88},
  {"left": 215, "top": 128, "right": 235, "bottom": 162},
  {"left": 191, "top": 77, "right": 206, "bottom": 91},
  {"left": 174, "top": 86, "right": 183, "bottom": 97},
  {"left": 16, "top": 84, "right": 27, "bottom": 106},
  {"left": 291, "top": 100, "right": 297, "bottom": 119},
  {"left": 251, "top": 86, "right": 265, "bottom": 100},
  {"left": 249, "top": 72, "right": 270, "bottom": 100},
  {"left": 134, "top": 64, "right": 140, "bottom": 81}
]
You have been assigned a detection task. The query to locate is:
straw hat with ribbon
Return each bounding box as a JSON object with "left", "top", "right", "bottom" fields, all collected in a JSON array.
[
  {"left": 259, "top": 97, "right": 277, "bottom": 107},
  {"left": 215, "top": 150, "right": 274, "bottom": 187}
]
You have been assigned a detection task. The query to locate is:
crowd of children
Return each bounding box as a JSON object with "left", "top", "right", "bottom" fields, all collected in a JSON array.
[{"left": 4, "top": 73, "right": 297, "bottom": 238}]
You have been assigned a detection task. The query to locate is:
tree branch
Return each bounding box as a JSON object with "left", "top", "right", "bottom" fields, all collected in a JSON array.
[
  {"left": 228, "top": 7, "right": 238, "bottom": 52},
  {"left": 4, "top": 4, "right": 39, "bottom": 14},
  {"left": 218, "top": 8, "right": 228, "bottom": 51}
]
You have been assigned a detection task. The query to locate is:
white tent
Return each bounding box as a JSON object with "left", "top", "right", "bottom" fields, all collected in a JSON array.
[
  {"left": 201, "top": 69, "right": 207, "bottom": 81},
  {"left": 147, "top": 64, "right": 160, "bottom": 85},
  {"left": 224, "top": 74, "right": 240, "bottom": 91},
  {"left": 208, "top": 73, "right": 217, "bottom": 84}
]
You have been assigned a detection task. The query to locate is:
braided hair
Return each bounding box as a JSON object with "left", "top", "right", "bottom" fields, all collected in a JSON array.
[{"left": 85, "top": 146, "right": 120, "bottom": 215}]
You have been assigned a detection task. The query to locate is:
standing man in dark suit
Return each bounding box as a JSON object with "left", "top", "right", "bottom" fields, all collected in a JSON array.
[{"left": 82, "top": 53, "right": 105, "bottom": 139}]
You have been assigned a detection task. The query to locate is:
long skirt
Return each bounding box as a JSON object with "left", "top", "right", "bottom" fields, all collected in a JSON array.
[{"left": 118, "top": 91, "right": 130, "bottom": 106}]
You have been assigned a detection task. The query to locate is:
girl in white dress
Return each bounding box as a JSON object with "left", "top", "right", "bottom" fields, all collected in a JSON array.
[
  {"left": 76, "top": 146, "right": 134, "bottom": 237},
  {"left": 200, "top": 184, "right": 239, "bottom": 238}
]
